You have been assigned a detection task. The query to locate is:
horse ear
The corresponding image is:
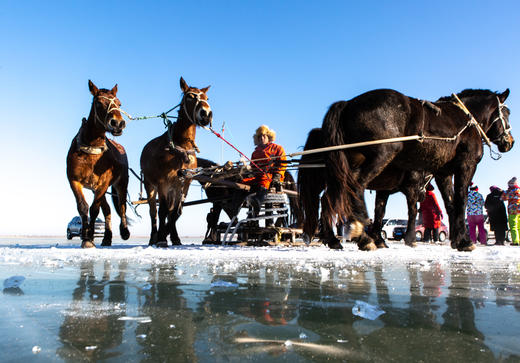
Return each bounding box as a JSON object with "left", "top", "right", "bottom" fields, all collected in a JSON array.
[
  {"left": 88, "top": 80, "right": 99, "bottom": 96},
  {"left": 201, "top": 85, "right": 211, "bottom": 93},
  {"left": 180, "top": 77, "right": 189, "bottom": 92},
  {"left": 499, "top": 88, "right": 510, "bottom": 103},
  {"left": 111, "top": 84, "right": 118, "bottom": 96}
]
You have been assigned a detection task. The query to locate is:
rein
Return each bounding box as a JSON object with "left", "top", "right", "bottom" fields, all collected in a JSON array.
[{"left": 202, "top": 125, "right": 268, "bottom": 176}]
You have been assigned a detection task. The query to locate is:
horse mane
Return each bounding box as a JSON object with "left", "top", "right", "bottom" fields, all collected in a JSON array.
[{"left": 437, "top": 89, "right": 495, "bottom": 102}]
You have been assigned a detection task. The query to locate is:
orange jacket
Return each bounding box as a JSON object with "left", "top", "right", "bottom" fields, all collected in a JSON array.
[{"left": 245, "top": 143, "right": 286, "bottom": 189}]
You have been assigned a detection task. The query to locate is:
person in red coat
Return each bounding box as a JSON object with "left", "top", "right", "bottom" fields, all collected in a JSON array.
[{"left": 420, "top": 183, "right": 443, "bottom": 242}]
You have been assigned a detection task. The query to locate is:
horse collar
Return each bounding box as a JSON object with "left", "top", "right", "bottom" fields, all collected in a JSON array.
[{"left": 76, "top": 130, "right": 108, "bottom": 155}]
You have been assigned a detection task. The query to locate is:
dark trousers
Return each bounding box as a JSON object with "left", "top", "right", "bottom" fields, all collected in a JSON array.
[
  {"left": 424, "top": 228, "right": 439, "bottom": 242},
  {"left": 494, "top": 228, "right": 506, "bottom": 244}
]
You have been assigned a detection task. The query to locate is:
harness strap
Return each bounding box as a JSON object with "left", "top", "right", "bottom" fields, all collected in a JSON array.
[
  {"left": 451, "top": 93, "right": 492, "bottom": 146},
  {"left": 76, "top": 128, "right": 108, "bottom": 155}
]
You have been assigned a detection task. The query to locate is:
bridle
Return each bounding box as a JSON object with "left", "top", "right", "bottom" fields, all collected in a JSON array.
[
  {"left": 93, "top": 95, "right": 123, "bottom": 132},
  {"left": 488, "top": 97, "right": 511, "bottom": 142},
  {"left": 181, "top": 91, "right": 211, "bottom": 127}
]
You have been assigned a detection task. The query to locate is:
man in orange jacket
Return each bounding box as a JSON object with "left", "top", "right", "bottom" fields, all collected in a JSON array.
[{"left": 244, "top": 125, "right": 287, "bottom": 214}]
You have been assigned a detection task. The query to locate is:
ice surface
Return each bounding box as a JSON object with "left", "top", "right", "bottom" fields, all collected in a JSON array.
[{"left": 1, "top": 239, "right": 519, "bottom": 270}]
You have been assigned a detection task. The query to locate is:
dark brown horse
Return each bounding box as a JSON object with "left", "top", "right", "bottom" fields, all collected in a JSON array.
[
  {"left": 67, "top": 80, "right": 130, "bottom": 248},
  {"left": 196, "top": 158, "right": 302, "bottom": 243},
  {"left": 299, "top": 128, "right": 430, "bottom": 248},
  {"left": 141, "top": 77, "right": 212, "bottom": 246},
  {"left": 299, "top": 89, "right": 513, "bottom": 251}
]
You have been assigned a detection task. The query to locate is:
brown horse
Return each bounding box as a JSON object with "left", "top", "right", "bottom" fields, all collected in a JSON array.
[
  {"left": 67, "top": 80, "right": 130, "bottom": 248},
  {"left": 140, "top": 77, "right": 212, "bottom": 246}
]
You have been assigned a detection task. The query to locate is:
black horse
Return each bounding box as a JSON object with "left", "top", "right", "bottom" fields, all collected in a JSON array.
[
  {"left": 298, "top": 128, "right": 430, "bottom": 248},
  {"left": 299, "top": 89, "right": 513, "bottom": 251},
  {"left": 196, "top": 158, "right": 302, "bottom": 243}
]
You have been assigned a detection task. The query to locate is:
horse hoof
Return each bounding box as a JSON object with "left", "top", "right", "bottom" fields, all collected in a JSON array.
[
  {"left": 450, "top": 241, "right": 458, "bottom": 249},
  {"left": 156, "top": 241, "right": 168, "bottom": 248},
  {"left": 101, "top": 241, "right": 112, "bottom": 247},
  {"left": 171, "top": 240, "right": 182, "bottom": 246},
  {"left": 81, "top": 240, "right": 96, "bottom": 249},
  {"left": 405, "top": 242, "right": 417, "bottom": 248},
  {"left": 376, "top": 240, "right": 389, "bottom": 248},
  {"left": 328, "top": 240, "right": 343, "bottom": 250},
  {"left": 358, "top": 241, "right": 378, "bottom": 251},
  {"left": 457, "top": 242, "right": 476, "bottom": 252},
  {"left": 120, "top": 227, "right": 130, "bottom": 240}
]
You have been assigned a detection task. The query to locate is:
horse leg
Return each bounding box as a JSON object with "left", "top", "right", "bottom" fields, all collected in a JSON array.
[
  {"left": 112, "top": 182, "right": 130, "bottom": 241},
  {"left": 452, "top": 168, "right": 477, "bottom": 251},
  {"left": 319, "top": 195, "right": 343, "bottom": 249},
  {"left": 372, "top": 191, "right": 390, "bottom": 248},
  {"left": 168, "top": 209, "right": 182, "bottom": 246},
  {"left": 156, "top": 194, "right": 169, "bottom": 247},
  {"left": 69, "top": 181, "right": 94, "bottom": 248},
  {"left": 403, "top": 187, "right": 420, "bottom": 248},
  {"left": 100, "top": 196, "right": 113, "bottom": 246},
  {"left": 87, "top": 189, "right": 108, "bottom": 247},
  {"left": 144, "top": 182, "right": 158, "bottom": 245},
  {"left": 350, "top": 188, "right": 377, "bottom": 251},
  {"left": 351, "top": 150, "right": 401, "bottom": 251}
]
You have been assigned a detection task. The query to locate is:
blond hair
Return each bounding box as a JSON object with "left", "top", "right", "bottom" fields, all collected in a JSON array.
[{"left": 253, "top": 125, "right": 276, "bottom": 145}]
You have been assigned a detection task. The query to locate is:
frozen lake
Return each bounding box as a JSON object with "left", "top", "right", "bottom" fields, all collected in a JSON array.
[{"left": 1, "top": 236, "right": 520, "bottom": 362}]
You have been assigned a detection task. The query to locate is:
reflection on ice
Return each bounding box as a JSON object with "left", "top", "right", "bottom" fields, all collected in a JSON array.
[{"left": 0, "top": 238, "right": 519, "bottom": 361}]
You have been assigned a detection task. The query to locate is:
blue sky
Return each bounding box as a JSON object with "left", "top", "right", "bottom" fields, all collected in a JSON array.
[{"left": 1, "top": 1, "right": 519, "bottom": 237}]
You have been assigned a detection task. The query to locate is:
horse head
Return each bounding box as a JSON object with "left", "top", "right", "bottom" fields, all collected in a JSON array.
[
  {"left": 88, "top": 80, "right": 126, "bottom": 136},
  {"left": 179, "top": 77, "right": 213, "bottom": 127},
  {"left": 486, "top": 89, "right": 514, "bottom": 152}
]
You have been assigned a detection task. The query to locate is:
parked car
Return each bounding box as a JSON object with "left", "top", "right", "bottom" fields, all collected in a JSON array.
[
  {"left": 66, "top": 216, "right": 105, "bottom": 240},
  {"left": 392, "top": 220, "right": 449, "bottom": 242},
  {"left": 381, "top": 219, "right": 408, "bottom": 240}
]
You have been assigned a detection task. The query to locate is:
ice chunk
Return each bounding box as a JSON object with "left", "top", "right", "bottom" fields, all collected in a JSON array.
[
  {"left": 32, "top": 346, "right": 41, "bottom": 354},
  {"left": 210, "top": 280, "right": 238, "bottom": 288},
  {"left": 4, "top": 276, "right": 25, "bottom": 289},
  {"left": 352, "top": 300, "right": 385, "bottom": 320}
]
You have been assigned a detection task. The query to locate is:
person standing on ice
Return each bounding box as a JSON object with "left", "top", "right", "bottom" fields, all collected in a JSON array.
[
  {"left": 485, "top": 186, "right": 508, "bottom": 245},
  {"left": 466, "top": 184, "right": 487, "bottom": 246},
  {"left": 502, "top": 177, "right": 520, "bottom": 246},
  {"left": 419, "top": 183, "right": 443, "bottom": 242}
]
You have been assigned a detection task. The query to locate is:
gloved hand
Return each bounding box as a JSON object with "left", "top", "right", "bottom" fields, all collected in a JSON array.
[{"left": 270, "top": 173, "right": 283, "bottom": 192}]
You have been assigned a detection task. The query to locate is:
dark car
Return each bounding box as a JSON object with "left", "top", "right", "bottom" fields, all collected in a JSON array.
[
  {"left": 393, "top": 220, "right": 449, "bottom": 242},
  {"left": 66, "top": 216, "right": 105, "bottom": 240}
]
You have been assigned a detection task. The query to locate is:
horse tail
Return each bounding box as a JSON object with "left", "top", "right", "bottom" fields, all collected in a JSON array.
[
  {"left": 321, "top": 101, "right": 358, "bottom": 227},
  {"left": 298, "top": 128, "right": 327, "bottom": 237},
  {"left": 111, "top": 188, "right": 123, "bottom": 217}
]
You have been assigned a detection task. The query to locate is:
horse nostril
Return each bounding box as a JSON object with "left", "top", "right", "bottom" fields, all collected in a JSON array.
[{"left": 120, "top": 120, "right": 126, "bottom": 128}]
